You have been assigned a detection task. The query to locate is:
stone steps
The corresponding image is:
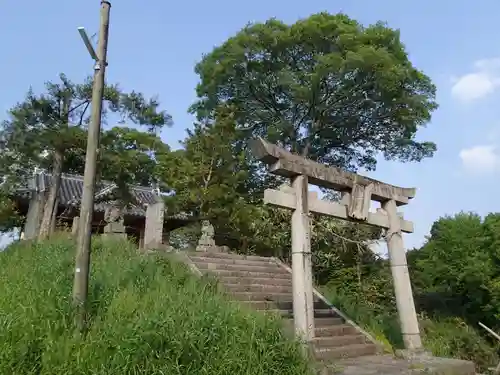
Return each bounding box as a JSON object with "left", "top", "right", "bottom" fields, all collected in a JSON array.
[
  {"left": 218, "top": 276, "right": 292, "bottom": 286},
  {"left": 331, "top": 354, "right": 477, "bottom": 375},
  {"left": 224, "top": 283, "right": 293, "bottom": 294},
  {"left": 187, "top": 251, "right": 271, "bottom": 262},
  {"left": 315, "top": 343, "right": 379, "bottom": 361},
  {"left": 189, "top": 255, "right": 275, "bottom": 267},
  {"left": 183, "top": 251, "right": 476, "bottom": 374},
  {"left": 315, "top": 325, "right": 359, "bottom": 337},
  {"left": 313, "top": 334, "right": 367, "bottom": 348},
  {"left": 276, "top": 308, "right": 339, "bottom": 319},
  {"left": 211, "top": 269, "right": 292, "bottom": 279},
  {"left": 195, "top": 261, "right": 287, "bottom": 274},
  {"left": 231, "top": 291, "right": 295, "bottom": 302},
  {"left": 241, "top": 300, "right": 327, "bottom": 311},
  {"left": 187, "top": 250, "right": 378, "bottom": 366}
]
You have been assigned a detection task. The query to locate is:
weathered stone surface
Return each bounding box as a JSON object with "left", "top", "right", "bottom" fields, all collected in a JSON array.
[
  {"left": 103, "top": 222, "right": 126, "bottom": 240},
  {"left": 332, "top": 354, "right": 475, "bottom": 375},
  {"left": 23, "top": 191, "right": 46, "bottom": 240},
  {"left": 72, "top": 216, "right": 79, "bottom": 237},
  {"left": 183, "top": 250, "right": 476, "bottom": 375},
  {"left": 348, "top": 183, "right": 373, "bottom": 221},
  {"left": 144, "top": 201, "right": 165, "bottom": 250},
  {"left": 263, "top": 188, "right": 414, "bottom": 233},
  {"left": 250, "top": 137, "right": 415, "bottom": 205},
  {"left": 196, "top": 220, "right": 227, "bottom": 252},
  {"left": 103, "top": 222, "right": 126, "bottom": 234}
]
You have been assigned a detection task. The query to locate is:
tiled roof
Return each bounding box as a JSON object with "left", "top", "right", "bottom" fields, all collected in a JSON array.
[
  {"left": 15, "top": 172, "right": 198, "bottom": 226},
  {"left": 27, "top": 172, "right": 161, "bottom": 217}
]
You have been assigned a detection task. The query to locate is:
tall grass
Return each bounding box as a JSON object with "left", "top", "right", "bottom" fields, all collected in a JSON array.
[
  {"left": 0, "top": 235, "right": 313, "bottom": 375},
  {"left": 321, "top": 286, "right": 499, "bottom": 372}
]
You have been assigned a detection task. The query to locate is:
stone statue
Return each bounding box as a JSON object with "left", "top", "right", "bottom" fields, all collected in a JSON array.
[
  {"left": 201, "top": 220, "right": 214, "bottom": 241},
  {"left": 104, "top": 204, "right": 124, "bottom": 224},
  {"left": 103, "top": 203, "right": 126, "bottom": 239},
  {"left": 196, "top": 220, "right": 216, "bottom": 251}
]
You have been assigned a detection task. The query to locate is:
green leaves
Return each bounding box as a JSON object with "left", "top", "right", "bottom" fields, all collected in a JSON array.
[
  {"left": 99, "top": 127, "right": 170, "bottom": 187},
  {"left": 410, "top": 212, "right": 500, "bottom": 331},
  {"left": 193, "top": 12, "right": 437, "bottom": 170},
  {"left": 0, "top": 73, "right": 172, "bottom": 186}
]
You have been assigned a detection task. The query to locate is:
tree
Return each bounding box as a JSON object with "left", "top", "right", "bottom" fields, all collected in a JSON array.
[
  {"left": 98, "top": 127, "right": 171, "bottom": 199},
  {"left": 158, "top": 106, "right": 256, "bottom": 241},
  {"left": 192, "top": 12, "right": 437, "bottom": 170},
  {"left": 189, "top": 12, "right": 437, "bottom": 291},
  {"left": 0, "top": 74, "right": 172, "bottom": 239},
  {"left": 411, "top": 212, "right": 500, "bottom": 331}
]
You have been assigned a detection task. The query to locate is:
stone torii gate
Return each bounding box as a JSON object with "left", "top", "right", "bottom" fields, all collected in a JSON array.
[{"left": 251, "top": 137, "right": 422, "bottom": 353}]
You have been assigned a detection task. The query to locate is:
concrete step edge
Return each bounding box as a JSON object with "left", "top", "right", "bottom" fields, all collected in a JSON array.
[
  {"left": 207, "top": 270, "right": 292, "bottom": 279},
  {"left": 315, "top": 343, "right": 378, "bottom": 360},
  {"left": 189, "top": 256, "right": 275, "bottom": 266},
  {"left": 217, "top": 277, "right": 292, "bottom": 284},
  {"left": 187, "top": 251, "right": 273, "bottom": 262},
  {"left": 315, "top": 325, "right": 358, "bottom": 336},
  {"left": 313, "top": 335, "right": 366, "bottom": 347},
  {"left": 195, "top": 262, "right": 287, "bottom": 272}
]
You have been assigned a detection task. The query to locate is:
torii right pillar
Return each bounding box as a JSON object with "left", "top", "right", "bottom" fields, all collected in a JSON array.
[{"left": 382, "top": 199, "right": 423, "bottom": 353}]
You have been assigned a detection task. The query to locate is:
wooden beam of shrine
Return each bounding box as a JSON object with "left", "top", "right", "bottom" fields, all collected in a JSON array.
[
  {"left": 251, "top": 137, "right": 416, "bottom": 206},
  {"left": 264, "top": 189, "right": 414, "bottom": 233}
]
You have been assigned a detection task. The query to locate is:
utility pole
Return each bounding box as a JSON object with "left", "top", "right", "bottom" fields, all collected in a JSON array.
[{"left": 72, "top": 0, "right": 111, "bottom": 330}]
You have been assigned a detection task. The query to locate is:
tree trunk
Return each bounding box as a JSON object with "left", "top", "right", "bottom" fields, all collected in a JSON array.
[{"left": 38, "top": 151, "right": 63, "bottom": 240}]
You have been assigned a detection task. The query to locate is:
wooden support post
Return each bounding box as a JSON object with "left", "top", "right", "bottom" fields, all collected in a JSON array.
[
  {"left": 73, "top": 0, "right": 111, "bottom": 331},
  {"left": 382, "top": 199, "right": 422, "bottom": 351},
  {"left": 291, "top": 175, "right": 315, "bottom": 342}
]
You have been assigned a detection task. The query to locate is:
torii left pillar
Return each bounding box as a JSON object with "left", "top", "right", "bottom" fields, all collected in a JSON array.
[{"left": 290, "top": 175, "right": 315, "bottom": 342}]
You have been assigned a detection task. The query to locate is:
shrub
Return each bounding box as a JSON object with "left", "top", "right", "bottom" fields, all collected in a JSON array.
[
  {"left": 321, "top": 285, "right": 499, "bottom": 373},
  {"left": 0, "top": 235, "right": 312, "bottom": 375}
]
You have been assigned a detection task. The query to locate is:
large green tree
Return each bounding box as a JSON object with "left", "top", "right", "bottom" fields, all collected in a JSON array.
[
  {"left": 0, "top": 74, "right": 171, "bottom": 239},
  {"left": 192, "top": 12, "right": 437, "bottom": 170},
  {"left": 186, "top": 12, "right": 437, "bottom": 266},
  {"left": 410, "top": 212, "right": 500, "bottom": 331},
  {"left": 157, "top": 106, "right": 261, "bottom": 247}
]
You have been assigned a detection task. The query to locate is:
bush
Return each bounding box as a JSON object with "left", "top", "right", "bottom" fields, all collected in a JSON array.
[
  {"left": 0, "top": 235, "right": 312, "bottom": 375},
  {"left": 421, "top": 316, "right": 500, "bottom": 372},
  {"left": 321, "top": 285, "right": 499, "bottom": 373}
]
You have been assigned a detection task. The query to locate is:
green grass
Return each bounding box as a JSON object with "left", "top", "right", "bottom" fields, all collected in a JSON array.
[
  {"left": 0, "top": 234, "right": 313, "bottom": 375},
  {"left": 321, "top": 286, "right": 500, "bottom": 373}
]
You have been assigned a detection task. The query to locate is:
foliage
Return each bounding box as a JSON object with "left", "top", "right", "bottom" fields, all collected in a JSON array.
[
  {"left": 0, "top": 74, "right": 172, "bottom": 235},
  {"left": 321, "top": 285, "right": 499, "bottom": 372},
  {"left": 411, "top": 212, "right": 500, "bottom": 332},
  {"left": 0, "top": 235, "right": 313, "bottom": 375},
  {"left": 159, "top": 106, "right": 251, "bottom": 217},
  {"left": 157, "top": 106, "right": 275, "bottom": 252},
  {"left": 420, "top": 315, "right": 499, "bottom": 371},
  {"left": 0, "top": 192, "right": 22, "bottom": 232},
  {"left": 98, "top": 127, "right": 171, "bottom": 203},
  {"left": 310, "top": 216, "right": 382, "bottom": 285},
  {"left": 192, "top": 12, "right": 437, "bottom": 169},
  {"left": 319, "top": 211, "right": 500, "bottom": 372}
]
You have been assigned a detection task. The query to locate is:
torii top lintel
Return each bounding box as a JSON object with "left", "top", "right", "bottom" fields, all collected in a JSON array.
[{"left": 250, "top": 137, "right": 416, "bottom": 206}]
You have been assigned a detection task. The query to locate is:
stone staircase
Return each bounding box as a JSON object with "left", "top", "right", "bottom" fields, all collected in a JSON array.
[{"left": 181, "top": 250, "right": 476, "bottom": 375}]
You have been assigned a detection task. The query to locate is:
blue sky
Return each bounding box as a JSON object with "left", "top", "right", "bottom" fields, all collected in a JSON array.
[{"left": 1, "top": 0, "right": 499, "bottom": 250}]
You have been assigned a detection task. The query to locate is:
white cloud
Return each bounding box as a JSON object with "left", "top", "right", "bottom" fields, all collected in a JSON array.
[
  {"left": 459, "top": 145, "right": 499, "bottom": 174},
  {"left": 451, "top": 58, "right": 500, "bottom": 102}
]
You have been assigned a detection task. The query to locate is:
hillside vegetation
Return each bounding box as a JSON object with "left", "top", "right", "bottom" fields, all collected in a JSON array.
[
  {"left": 2, "top": 10, "right": 500, "bottom": 375},
  {"left": 0, "top": 235, "right": 312, "bottom": 375}
]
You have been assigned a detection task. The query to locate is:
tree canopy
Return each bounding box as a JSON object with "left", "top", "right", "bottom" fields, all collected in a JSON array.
[
  {"left": 0, "top": 74, "right": 172, "bottom": 236},
  {"left": 192, "top": 13, "right": 438, "bottom": 171},
  {"left": 0, "top": 9, "right": 499, "bottom": 372}
]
